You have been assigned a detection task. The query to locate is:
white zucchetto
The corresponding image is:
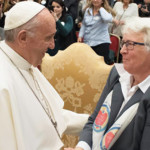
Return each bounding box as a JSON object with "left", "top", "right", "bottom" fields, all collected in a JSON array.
[{"left": 4, "top": 1, "right": 45, "bottom": 30}]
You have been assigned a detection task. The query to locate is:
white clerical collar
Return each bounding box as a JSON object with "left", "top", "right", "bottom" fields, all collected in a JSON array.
[
  {"left": 115, "top": 63, "right": 150, "bottom": 94},
  {"left": 0, "top": 40, "right": 31, "bottom": 70}
]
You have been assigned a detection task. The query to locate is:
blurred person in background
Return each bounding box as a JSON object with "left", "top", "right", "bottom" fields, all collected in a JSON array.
[
  {"left": 77, "top": 0, "right": 117, "bottom": 65},
  {"left": 76, "top": 0, "right": 88, "bottom": 31},
  {"left": 63, "top": 0, "right": 78, "bottom": 48},
  {"left": 111, "top": 0, "right": 138, "bottom": 38},
  {"left": 3, "top": 0, "right": 19, "bottom": 12},
  {"left": 1, "top": 0, "right": 22, "bottom": 29},
  {"left": 64, "top": 0, "right": 79, "bottom": 21},
  {"left": 47, "top": 0, "right": 76, "bottom": 56},
  {"left": 138, "top": 0, "right": 150, "bottom": 17}
]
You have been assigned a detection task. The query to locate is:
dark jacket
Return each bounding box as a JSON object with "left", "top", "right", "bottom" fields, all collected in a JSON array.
[
  {"left": 139, "top": 3, "right": 150, "bottom": 17},
  {"left": 79, "top": 66, "right": 150, "bottom": 150}
]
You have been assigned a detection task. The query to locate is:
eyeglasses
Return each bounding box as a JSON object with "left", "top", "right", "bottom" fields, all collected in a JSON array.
[{"left": 120, "top": 40, "right": 145, "bottom": 50}]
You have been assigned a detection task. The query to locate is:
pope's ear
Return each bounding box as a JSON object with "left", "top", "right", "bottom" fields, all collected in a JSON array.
[{"left": 17, "top": 30, "right": 28, "bottom": 46}]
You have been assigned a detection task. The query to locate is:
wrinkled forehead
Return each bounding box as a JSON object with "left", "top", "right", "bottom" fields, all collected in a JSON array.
[
  {"left": 38, "top": 9, "right": 56, "bottom": 33},
  {"left": 122, "top": 30, "right": 145, "bottom": 42}
]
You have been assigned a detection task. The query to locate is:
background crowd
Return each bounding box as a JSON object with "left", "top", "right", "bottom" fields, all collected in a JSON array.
[{"left": 0, "top": 0, "right": 150, "bottom": 62}]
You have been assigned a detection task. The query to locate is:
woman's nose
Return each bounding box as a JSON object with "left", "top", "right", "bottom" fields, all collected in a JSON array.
[{"left": 120, "top": 45, "right": 128, "bottom": 54}]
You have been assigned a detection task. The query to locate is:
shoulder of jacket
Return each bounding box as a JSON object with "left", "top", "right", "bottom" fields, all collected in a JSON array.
[{"left": 109, "top": 66, "right": 120, "bottom": 84}]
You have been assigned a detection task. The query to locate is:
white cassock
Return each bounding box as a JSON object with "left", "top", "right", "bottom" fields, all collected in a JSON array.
[{"left": 0, "top": 41, "right": 89, "bottom": 150}]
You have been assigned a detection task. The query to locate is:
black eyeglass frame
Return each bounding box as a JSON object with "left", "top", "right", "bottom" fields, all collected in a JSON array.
[{"left": 121, "top": 40, "right": 145, "bottom": 50}]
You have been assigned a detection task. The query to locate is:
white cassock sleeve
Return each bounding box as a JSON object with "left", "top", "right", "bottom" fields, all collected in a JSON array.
[
  {"left": 0, "top": 89, "right": 18, "bottom": 150},
  {"left": 62, "top": 109, "right": 89, "bottom": 136}
]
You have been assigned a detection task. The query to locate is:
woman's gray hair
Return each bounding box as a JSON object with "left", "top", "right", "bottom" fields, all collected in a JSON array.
[
  {"left": 122, "top": 17, "right": 150, "bottom": 51},
  {"left": 4, "top": 10, "right": 42, "bottom": 42}
]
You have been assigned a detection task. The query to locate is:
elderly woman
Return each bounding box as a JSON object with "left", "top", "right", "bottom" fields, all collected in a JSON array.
[
  {"left": 65, "top": 17, "right": 150, "bottom": 150},
  {"left": 111, "top": 0, "right": 138, "bottom": 37},
  {"left": 77, "top": 0, "right": 116, "bottom": 65}
]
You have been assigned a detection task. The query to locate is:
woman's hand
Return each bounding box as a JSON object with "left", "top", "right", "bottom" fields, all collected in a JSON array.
[
  {"left": 141, "top": 7, "right": 149, "bottom": 13},
  {"left": 112, "top": 19, "right": 120, "bottom": 26},
  {"left": 77, "top": 37, "right": 83, "bottom": 43},
  {"left": 50, "top": 11, "right": 58, "bottom": 21},
  {"left": 112, "top": 19, "right": 124, "bottom": 26},
  {"left": 78, "top": 22, "right": 82, "bottom": 28},
  {"left": 138, "top": 4, "right": 142, "bottom": 8}
]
